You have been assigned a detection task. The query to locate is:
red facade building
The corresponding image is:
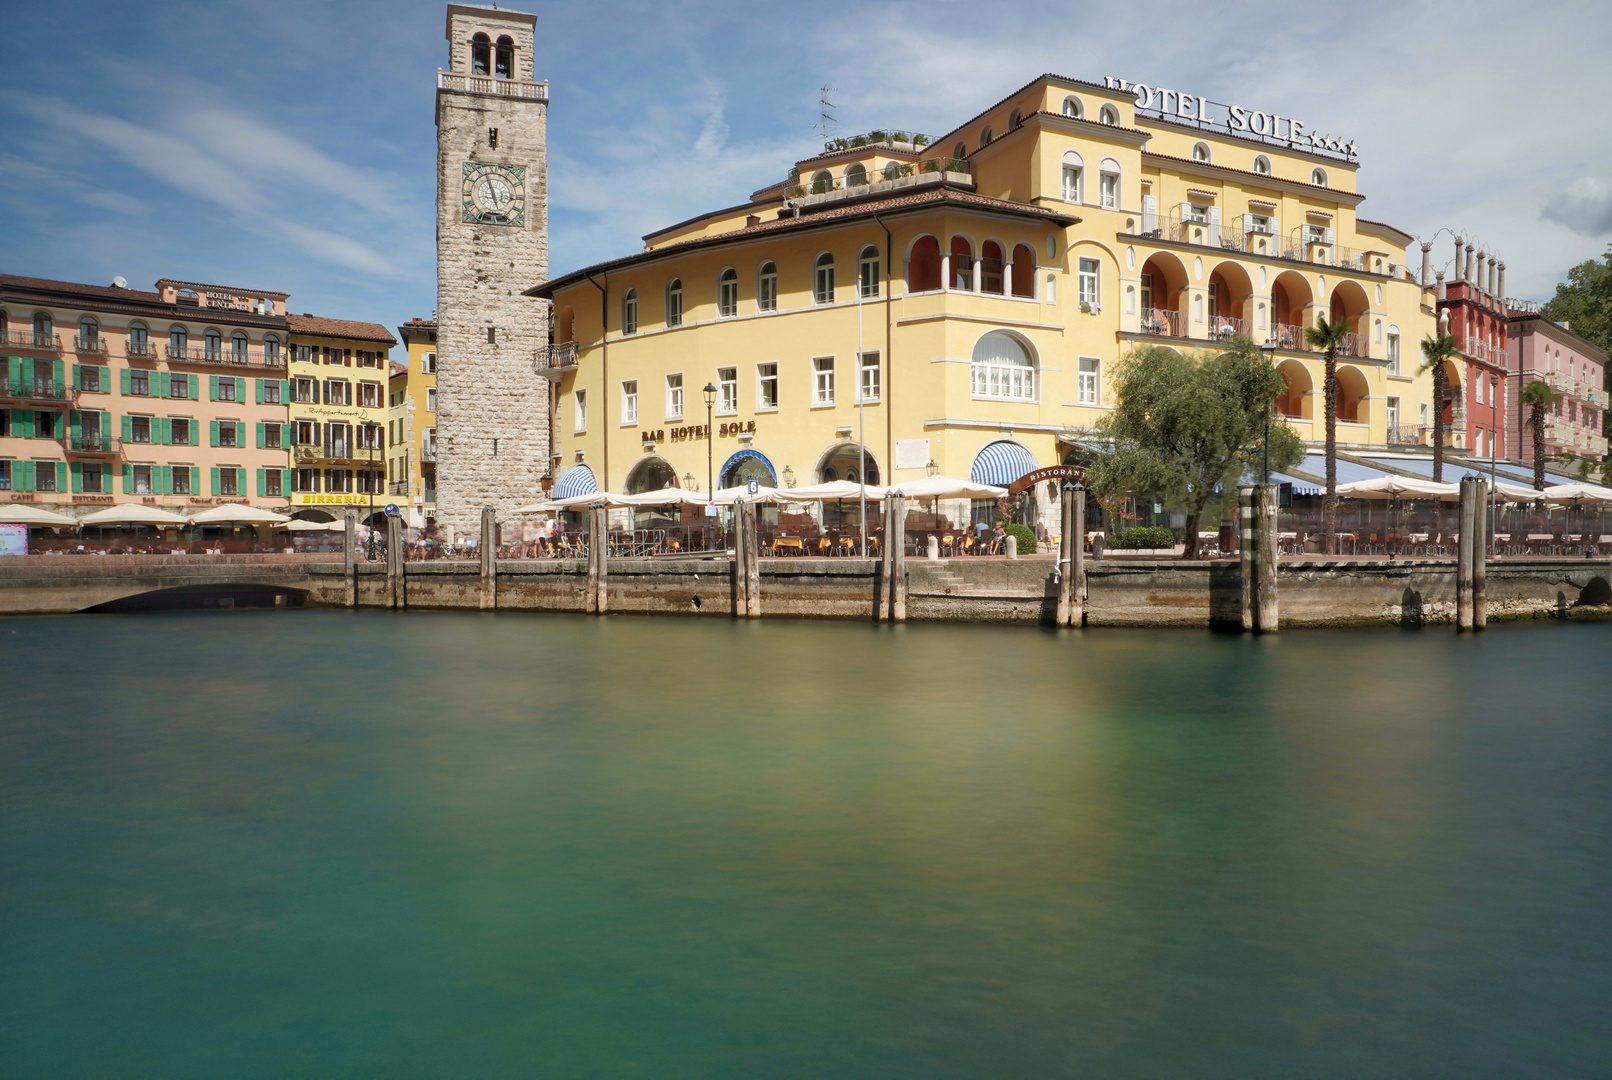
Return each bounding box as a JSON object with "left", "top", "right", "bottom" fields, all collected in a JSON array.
[{"left": 1434, "top": 236, "right": 1507, "bottom": 461}]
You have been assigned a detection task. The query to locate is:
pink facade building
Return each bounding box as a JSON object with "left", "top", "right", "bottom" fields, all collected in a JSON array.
[
  {"left": 1505, "top": 306, "right": 1606, "bottom": 464},
  {"left": 1434, "top": 236, "right": 1507, "bottom": 460}
]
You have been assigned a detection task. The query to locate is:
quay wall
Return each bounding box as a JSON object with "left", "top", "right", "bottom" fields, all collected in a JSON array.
[{"left": 5, "top": 554, "right": 1609, "bottom": 626}]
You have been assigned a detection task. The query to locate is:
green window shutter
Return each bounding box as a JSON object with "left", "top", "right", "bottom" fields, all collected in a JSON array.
[
  {"left": 235, "top": 377, "right": 246, "bottom": 402},
  {"left": 16, "top": 461, "right": 31, "bottom": 492},
  {"left": 158, "top": 372, "right": 168, "bottom": 399},
  {"left": 55, "top": 462, "right": 66, "bottom": 492},
  {"left": 99, "top": 366, "right": 111, "bottom": 391},
  {"left": 210, "top": 466, "right": 220, "bottom": 496},
  {"left": 282, "top": 424, "right": 293, "bottom": 447},
  {"left": 255, "top": 422, "right": 265, "bottom": 449},
  {"left": 256, "top": 468, "right": 266, "bottom": 497},
  {"left": 160, "top": 465, "right": 171, "bottom": 495},
  {"left": 72, "top": 363, "right": 81, "bottom": 389},
  {"left": 155, "top": 417, "right": 167, "bottom": 445},
  {"left": 70, "top": 461, "right": 83, "bottom": 493},
  {"left": 188, "top": 374, "right": 198, "bottom": 400},
  {"left": 70, "top": 410, "right": 82, "bottom": 440},
  {"left": 210, "top": 420, "right": 220, "bottom": 447},
  {"left": 280, "top": 380, "right": 290, "bottom": 402},
  {"left": 237, "top": 467, "right": 246, "bottom": 493},
  {"left": 235, "top": 421, "right": 245, "bottom": 446},
  {"left": 52, "top": 359, "right": 65, "bottom": 389},
  {"left": 120, "top": 367, "right": 131, "bottom": 395},
  {"left": 254, "top": 379, "right": 264, "bottom": 404},
  {"left": 282, "top": 468, "right": 293, "bottom": 494},
  {"left": 122, "top": 463, "right": 133, "bottom": 494},
  {"left": 208, "top": 375, "right": 218, "bottom": 401},
  {"left": 18, "top": 411, "right": 32, "bottom": 438}
]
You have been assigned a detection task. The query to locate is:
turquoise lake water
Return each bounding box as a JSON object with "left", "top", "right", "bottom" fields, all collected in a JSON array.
[{"left": 2, "top": 611, "right": 1608, "bottom": 1077}]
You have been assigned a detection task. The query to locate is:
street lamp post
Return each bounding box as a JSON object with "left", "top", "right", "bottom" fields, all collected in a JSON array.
[
  {"left": 702, "top": 382, "right": 716, "bottom": 545},
  {"left": 1260, "top": 342, "right": 1277, "bottom": 486}
]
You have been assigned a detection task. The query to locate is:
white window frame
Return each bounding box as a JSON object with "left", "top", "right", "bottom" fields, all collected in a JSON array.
[
  {"left": 1061, "top": 164, "right": 1083, "bottom": 203},
  {"left": 1078, "top": 258, "right": 1100, "bottom": 307},
  {"left": 1386, "top": 329, "right": 1401, "bottom": 374},
  {"left": 858, "top": 351, "right": 880, "bottom": 404},
  {"left": 756, "top": 362, "right": 778, "bottom": 412},
  {"left": 621, "top": 380, "right": 638, "bottom": 425},
  {"left": 813, "top": 254, "right": 835, "bottom": 305},
  {"left": 1078, "top": 356, "right": 1100, "bottom": 405},
  {"left": 665, "top": 373, "right": 683, "bottom": 421},
  {"left": 574, "top": 389, "right": 587, "bottom": 433},
  {"left": 426, "top": 387, "right": 437, "bottom": 413},
  {"left": 717, "top": 367, "right": 737, "bottom": 415},
  {"left": 621, "top": 290, "right": 638, "bottom": 335},
  {"left": 757, "top": 263, "right": 778, "bottom": 312},
  {"left": 812, "top": 356, "right": 835, "bottom": 406},
  {"left": 1098, "top": 170, "right": 1119, "bottom": 209},
  {"left": 717, "top": 268, "right": 738, "bottom": 318},
  {"left": 858, "top": 246, "right": 880, "bottom": 299},
  {"left": 665, "top": 280, "right": 683, "bottom": 328},
  {"left": 422, "top": 350, "right": 437, "bottom": 373}
]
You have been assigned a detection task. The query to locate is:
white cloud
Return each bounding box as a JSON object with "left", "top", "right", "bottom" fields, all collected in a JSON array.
[{"left": 1541, "top": 177, "right": 1612, "bottom": 239}]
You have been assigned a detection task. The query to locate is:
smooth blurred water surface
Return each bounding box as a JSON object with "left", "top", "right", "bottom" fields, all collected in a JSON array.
[{"left": 2, "top": 611, "right": 1609, "bottom": 1078}]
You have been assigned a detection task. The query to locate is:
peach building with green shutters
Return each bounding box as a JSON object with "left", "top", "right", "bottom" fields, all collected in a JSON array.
[{"left": 0, "top": 274, "right": 387, "bottom": 522}]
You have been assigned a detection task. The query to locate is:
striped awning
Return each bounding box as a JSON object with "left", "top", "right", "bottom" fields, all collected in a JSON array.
[
  {"left": 970, "top": 440, "right": 1038, "bottom": 486},
  {"left": 552, "top": 464, "right": 598, "bottom": 499}
]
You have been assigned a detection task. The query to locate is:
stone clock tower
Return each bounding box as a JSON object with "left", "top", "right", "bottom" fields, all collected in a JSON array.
[{"left": 434, "top": 3, "right": 549, "bottom": 538}]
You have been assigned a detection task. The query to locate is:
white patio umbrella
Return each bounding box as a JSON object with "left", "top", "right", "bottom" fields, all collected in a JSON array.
[
  {"left": 1335, "top": 476, "right": 1461, "bottom": 501},
  {"left": 709, "top": 484, "right": 783, "bottom": 505},
  {"left": 187, "top": 504, "right": 291, "bottom": 525},
  {"left": 551, "top": 490, "right": 632, "bottom": 509},
  {"left": 615, "top": 488, "right": 712, "bottom": 508},
  {"left": 780, "top": 480, "right": 890, "bottom": 501},
  {"left": 1541, "top": 482, "right": 1612, "bottom": 504},
  {"left": 513, "top": 501, "right": 561, "bottom": 514},
  {"left": 78, "top": 504, "right": 190, "bottom": 526},
  {"left": 887, "top": 474, "right": 1007, "bottom": 500},
  {"left": 0, "top": 504, "right": 79, "bottom": 527},
  {"left": 1491, "top": 481, "right": 1547, "bottom": 502},
  {"left": 284, "top": 518, "right": 343, "bottom": 532}
]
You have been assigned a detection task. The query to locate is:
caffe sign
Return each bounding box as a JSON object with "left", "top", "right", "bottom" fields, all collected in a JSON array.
[{"left": 1102, "top": 77, "right": 1357, "bottom": 159}]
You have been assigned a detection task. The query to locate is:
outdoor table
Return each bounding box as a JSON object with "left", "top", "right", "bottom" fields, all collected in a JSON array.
[{"left": 771, "top": 537, "right": 804, "bottom": 555}]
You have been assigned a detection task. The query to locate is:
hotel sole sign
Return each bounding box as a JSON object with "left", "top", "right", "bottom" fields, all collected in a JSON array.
[{"left": 1102, "top": 77, "right": 1356, "bottom": 159}]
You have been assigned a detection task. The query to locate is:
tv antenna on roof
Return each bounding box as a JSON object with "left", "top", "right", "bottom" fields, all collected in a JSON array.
[{"left": 813, "top": 86, "right": 839, "bottom": 147}]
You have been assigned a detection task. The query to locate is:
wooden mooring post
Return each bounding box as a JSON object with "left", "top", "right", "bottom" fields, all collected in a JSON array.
[
  {"left": 479, "top": 507, "right": 498, "bottom": 611},
  {"left": 386, "top": 513, "right": 402, "bottom": 610},
  {"left": 343, "top": 510, "right": 357, "bottom": 609},
  {"left": 1239, "top": 484, "right": 1278, "bottom": 632},
  {"left": 1056, "top": 481, "right": 1085, "bottom": 627}
]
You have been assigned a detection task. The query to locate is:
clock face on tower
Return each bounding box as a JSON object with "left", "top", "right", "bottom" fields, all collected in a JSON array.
[{"left": 461, "top": 162, "right": 526, "bottom": 226}]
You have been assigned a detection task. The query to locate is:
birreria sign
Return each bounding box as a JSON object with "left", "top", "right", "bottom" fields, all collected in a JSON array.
[{"left": 1102, "top": 77, "right": 1357, "bottom": 159}]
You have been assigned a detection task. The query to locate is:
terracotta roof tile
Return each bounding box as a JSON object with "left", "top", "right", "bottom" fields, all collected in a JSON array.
[{"left": 286, "top": 313, "right": 396, "bottom": 345}]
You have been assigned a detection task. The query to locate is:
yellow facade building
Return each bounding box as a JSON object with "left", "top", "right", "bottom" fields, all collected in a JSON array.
[
  {"left": 286, "top": 314, "right": 395, "bottom": 520},
  {"left": 532, "top": 73, "right": 1438, "bottom": 504},
  {"left": 391, "top": 318, "right": 439, "bottom": 527}
]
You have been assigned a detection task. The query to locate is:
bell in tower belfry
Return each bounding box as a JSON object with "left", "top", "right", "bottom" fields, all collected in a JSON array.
[{"left": 433, "top": 4, "right": 549, "bottom": 540}]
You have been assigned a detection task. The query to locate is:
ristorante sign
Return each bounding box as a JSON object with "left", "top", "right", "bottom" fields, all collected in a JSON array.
[{"left": 1102, "top": 77, "right": 1357, "bottom": 159}]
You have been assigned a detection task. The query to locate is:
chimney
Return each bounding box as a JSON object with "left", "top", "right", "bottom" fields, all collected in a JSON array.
[
  {"left": 746, "top": 214, "right": 760, "bottom": 227},
  {"left": 1467, "top": 246, "right": 1478, "bottom": 286},
  {"left": 1436, "top": 270, "right": 1446, "bottom": 301},
  {"left": 1420, "top": 241, "right": 1431, "bottom": 288},
  {"left": 1488, "top": 256, "right": 1498, "bottom": 297},
  {"left": 1497, "top": 262, "right": 1506, "bottom": 300},
  {"left": 1453, "top": 237, "right": 1464, "bottom": 282}
]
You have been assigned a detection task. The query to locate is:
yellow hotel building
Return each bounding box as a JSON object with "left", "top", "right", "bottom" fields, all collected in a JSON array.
[
  {"left": 532, "top": 73, "right": 1438, "bottom": 503},
  {"left": 286, "top": 314, "right": 396, "bottom": 518},
  {"left": 390, "top": 318, "right": 439, "bottom": 527}
]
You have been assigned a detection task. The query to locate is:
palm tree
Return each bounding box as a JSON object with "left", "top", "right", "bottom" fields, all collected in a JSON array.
[
  {"left": 1419, "top": 334, "right": 1458, "bottom": 483},
  {"left": 1305, "top": 314, "right": 1351, "bottom": 554},
  {"left": 1520, "top": 379, "right": 1554, "bottom": 491}
]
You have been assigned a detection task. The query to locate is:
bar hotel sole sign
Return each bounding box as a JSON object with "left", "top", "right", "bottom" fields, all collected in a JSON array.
[{"left": 1102, "top": 77, "right": 1357, "bottom": 158}]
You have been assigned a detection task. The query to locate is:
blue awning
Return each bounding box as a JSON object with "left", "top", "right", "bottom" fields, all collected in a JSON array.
[
  {"left": 720, "top": 449, "right": 776, "bottom": 485},
  {"left": 970, "top": 440, "right": 1039, "bottom": 485},
  {"left": 552, "top": 464, "right": 597, "bottom": 499},
  {"left": 1363, "top": 454, "right": 1579, "bottom": 489}
]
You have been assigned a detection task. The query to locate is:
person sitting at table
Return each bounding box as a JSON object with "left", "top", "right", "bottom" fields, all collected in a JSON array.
[
  {"left": 974, "top": 519, "right": 989, "bottom": 553},
  {"left": 989, "top": 522, "right": 1006, "bottom": 555}
]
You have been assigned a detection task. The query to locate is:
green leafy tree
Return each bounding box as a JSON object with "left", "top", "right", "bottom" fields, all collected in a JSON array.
[
  {"left": 1419, "top": 333, "right": 1459, "bottom": 484},
  {"left": 1305, "top": 314, "right": 1352, "bottom": 553},
  {"left": 1539, "top": 246, "right": 1612, "bottom": 354},
  {"left": 1098, "top": 337, "right": 1304, "bottom": 559},
  {"left": 1520, "top": 379, "right": 1555, "bottom": 490},
  {"left": 1084, "top": 443, "right": 1165, "bottom": 540}
]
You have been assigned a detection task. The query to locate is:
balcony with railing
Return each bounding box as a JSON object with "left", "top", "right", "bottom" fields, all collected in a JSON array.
[
  {"left": 1140, "top": 219, "right": 1402, "bottom": 276},
  {"left": 784, "top": 157, "right": 972, "bottom": 203},
  {"left": 165, "top": 343, "right": 287, "bottom": 369},
  {"left": 1139, "top": 307, "right": 1183, "bottom": 338},
  {"left": 535, "top": 340, "right": 579, "bottom": 380},
  {"left": 73, "top": 336, "right": 109, "bottom": 356},
  {"left": 422, "top": 444, "right": 438, "bottom": 464},
  {"left": 388, "top": 480, "right": 411, "bottom": 496},
  {"left": 1388, "top": 425, "right": 1427, "bottom": 446},
  {"left": 67, "top": 433, "right": 119, "bottom": 455},
  {"left": 124, "top": 340, "right": 161, "bottom": 360},
  {"left": 437, "top": 69, "right": 548, "bottom": 101},
  {"left": 4, "top": 378, "right": 70, "bottom": 402},
  {"left": 2, "top": 328, "right": 62, "bottom": 353}
]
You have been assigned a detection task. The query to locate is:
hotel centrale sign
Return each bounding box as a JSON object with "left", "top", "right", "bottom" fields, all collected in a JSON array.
[{"left": 1103, "top": 77, "right": 1357, "bottom": 158}]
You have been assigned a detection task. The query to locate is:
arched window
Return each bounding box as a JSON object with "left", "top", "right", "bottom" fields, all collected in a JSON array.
[
  {"left": 1098, "top": 158, "right": 1121, "bottom": 209},
  {"left": 949, "top": 236, "right": 974, "bottom": 290},
  {"left": 952, "top": 141, "right": 967, "bottom": 164},
  {"left": 981, "top": 241, "right": 1005, "bottom": 295},
  {"left": 231, "top": 331, "right": 249, "bottom": 363},
  {"left": 470, "top": 32, "right": 490, "bottom": 76},
  {"left": 1253, "top": 154, "right": 1271, "bottom": 176},
  {"left": 494, "top": 35, "right": 514, "bottom": 79},
  {"left": 1062, "top": 95, "right": 1083, "bottom": 119},
  {"left": 204, "top": 328, "right": 222, "bottom": 361},
  {"left": 813, "top": 253, "right": 835, "bottom": 304},
  {"left": 263, "top": 334, "right": 280, "bottom": 364},
  {"left": 665, "top": 279, "right": 683, "bottom": 327},
  {"left": 168, "top": 325, "right": 187, "bottom": 357},
  {"left": 1311, "top": 167, "right": 1328, "bottom": 187},
  {"left": 757, "top": 262, "right": 778, "bottom": 312},
  {"left": 1011, "top": 244, "right": 1036, "bottom": 298},
  {"left": 979, "top": 126, "right": 994, "bottom": 148},
  {"left": 32, "top": 311, "right": 52, "bottom": 345},
  {"left": 809, "top": 170, "right": 832, "bottom": 195},
  {"left": 78, "top": 316, "right": 98, "bottom": 349},
  {"left": 970, "top": 331, "right": 1036, "bottom": 401},
  {"left": 621, "top": 288, "right": 638, "bottom": 335},
  {"left": 1061, "top": 150, "right": 1084, "bottom": 202},
  {"left": 858, "top": 245, "right": 880, "bottom": 298},
  {"left": 717, "top": 268, "right": 738, "bottom": 317},
  {"left": 844, "top": 162, "right": 868, "bottom": 187},
  {"left": 1099, "top": 104, "right": 1120, "bottom": 125},
  {"left": 1192, "top": 141, "right": 1211, "bottom": 163},
  {"left": 882, "top": 161, "right": 901, "bottom": 181},
  {"left": 127, "top": 320, "right": 149, "bottom": 356},
  {"left": 908, "top": 235, "right": 941, "bottom": 292},
  {"left": 1008, "top": 109, "right": 1023, "bottom": 130}
]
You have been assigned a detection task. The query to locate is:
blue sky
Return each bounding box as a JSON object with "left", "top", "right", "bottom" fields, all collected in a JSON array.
[{"left": 3, "top": 0, "right": 1610, "bottom": 347}]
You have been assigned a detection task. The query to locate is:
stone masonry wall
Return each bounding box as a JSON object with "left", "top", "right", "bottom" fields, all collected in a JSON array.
[{"left": 434, "top": 8, "right": 550, "bottom": 539}]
